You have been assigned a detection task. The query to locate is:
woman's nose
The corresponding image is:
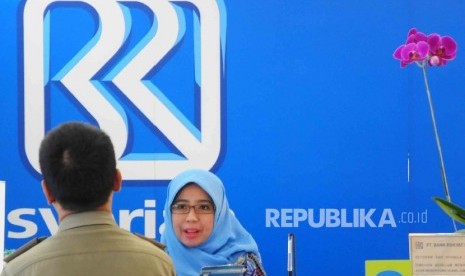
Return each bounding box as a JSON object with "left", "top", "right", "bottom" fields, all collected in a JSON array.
[{"left": 185, "top": 207, "right": 199, "bottom": 221}]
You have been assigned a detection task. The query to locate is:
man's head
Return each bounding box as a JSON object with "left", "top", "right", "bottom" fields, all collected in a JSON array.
[{"left": 39, "top": 122, "right": 119, "bottom": 213}]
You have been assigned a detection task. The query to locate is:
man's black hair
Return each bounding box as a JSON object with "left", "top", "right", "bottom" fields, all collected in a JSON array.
[{"left": 39, "top": 122, "right": 116, "bottom": 212}]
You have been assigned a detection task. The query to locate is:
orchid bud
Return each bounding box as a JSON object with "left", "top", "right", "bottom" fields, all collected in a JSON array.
[{"left": 429, "top": 55, "right": 440, "bottom": 66}]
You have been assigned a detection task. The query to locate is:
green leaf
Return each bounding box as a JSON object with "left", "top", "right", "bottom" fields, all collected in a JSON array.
[{"left": 433, "top": 197, "right": 465, "bottom": 225}]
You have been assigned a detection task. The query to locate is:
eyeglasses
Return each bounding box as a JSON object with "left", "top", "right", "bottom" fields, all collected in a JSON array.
[{"left": 171, "top": 202, "right": 215, "bottom": 214}]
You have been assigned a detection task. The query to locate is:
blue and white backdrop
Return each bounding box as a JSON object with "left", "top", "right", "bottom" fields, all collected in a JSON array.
[{"left": 1, "top": 0, "right": 465, "bottom": 275}]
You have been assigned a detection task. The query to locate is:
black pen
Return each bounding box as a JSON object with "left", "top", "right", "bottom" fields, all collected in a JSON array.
[{"left": 287, "top": 233, "right": 294, "bottom": 276}]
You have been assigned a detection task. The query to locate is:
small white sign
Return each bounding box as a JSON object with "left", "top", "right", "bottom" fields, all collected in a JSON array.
[{"left": 410, "top": 233, "right": 465, "bottom": 276}]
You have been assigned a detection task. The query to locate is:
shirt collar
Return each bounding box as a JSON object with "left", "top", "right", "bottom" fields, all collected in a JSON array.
[{"left": 59, "top": 211, "right": 116, "bottom": 232}]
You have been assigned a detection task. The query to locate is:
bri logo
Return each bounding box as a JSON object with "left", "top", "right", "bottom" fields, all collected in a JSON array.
[{"left": 21, "top": 0, "right": 226, "bottom": 180}]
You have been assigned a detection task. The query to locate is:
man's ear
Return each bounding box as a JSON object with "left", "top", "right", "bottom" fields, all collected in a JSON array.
[
  {"left": 113, "top": 169, "right": 122, "bottom": 192},
  {"left": 41, "top": 180, "right": 55, "bottom": 205}
]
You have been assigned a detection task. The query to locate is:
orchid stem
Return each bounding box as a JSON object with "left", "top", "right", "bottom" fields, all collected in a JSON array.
[{"left": 421, "top": 63, "right": 458, "bottom": 231}]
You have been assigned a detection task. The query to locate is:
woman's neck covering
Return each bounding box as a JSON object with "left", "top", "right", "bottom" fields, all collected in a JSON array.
[{"left": 161, "top": 169, "right": 259, "bottom": 276}]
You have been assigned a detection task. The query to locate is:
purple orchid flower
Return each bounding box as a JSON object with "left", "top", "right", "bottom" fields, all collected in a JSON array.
[
  {"left": 406, "top": 28, "right": 428, "bottom": 44},
  {"left": 427, "top": 34, "right": 457, "bottom": 66},
  {"left": 393, "top": 28, "right": 458, "bottom": 68},
  {"left": 393, "top": 41, "right": 429, "bottom": 67}
]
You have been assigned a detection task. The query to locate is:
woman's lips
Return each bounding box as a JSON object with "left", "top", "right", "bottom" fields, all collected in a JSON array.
[{"left": 183, "top": 228, "right": 200, "bottom": 239}]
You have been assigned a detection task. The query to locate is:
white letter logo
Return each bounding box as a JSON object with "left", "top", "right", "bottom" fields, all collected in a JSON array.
[{"left": 23, "top": 0, "right": 225, "bottom": 180}]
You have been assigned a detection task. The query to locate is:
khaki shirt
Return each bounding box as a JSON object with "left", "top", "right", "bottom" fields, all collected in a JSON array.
[{"left": 1, "top": 211, "right": 175, "bottom": 276}]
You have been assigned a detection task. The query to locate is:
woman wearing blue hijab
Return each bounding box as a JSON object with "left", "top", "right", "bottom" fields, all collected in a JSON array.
[{"left": 161, "top": 169, "right": 266, "bottom": 276}]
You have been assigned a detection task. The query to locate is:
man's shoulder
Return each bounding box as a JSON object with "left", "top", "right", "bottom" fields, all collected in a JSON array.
[
  {"left": 2, "top": 233, "right": 175, "bottom": 276},
  {"left": 128, "top": 233, "right": 173, "bottom": 265},
  {"left": 3, "top": 237, "right": 47, "bottom": 263},
  {"left": 132, "top": 233, "right": 166, "bottom": 250}
]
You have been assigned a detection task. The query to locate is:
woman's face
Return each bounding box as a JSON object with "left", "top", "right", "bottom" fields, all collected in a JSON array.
[{"left": 171, "top": 184, "right": 215, "bottom": 247}]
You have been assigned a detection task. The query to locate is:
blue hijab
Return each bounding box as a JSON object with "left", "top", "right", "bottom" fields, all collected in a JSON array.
[{"left": 161, "top": 169, "right": 260, "bottom": 276}]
